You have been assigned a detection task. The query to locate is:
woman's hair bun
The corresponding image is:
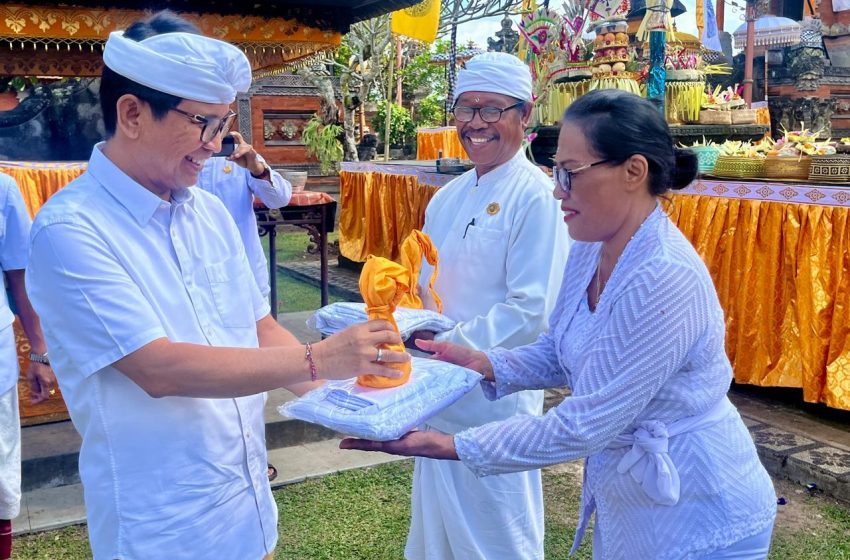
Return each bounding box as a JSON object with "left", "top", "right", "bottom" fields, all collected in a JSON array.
[{"left": 670, "top": 148, "right": 698, "bottom": 190}]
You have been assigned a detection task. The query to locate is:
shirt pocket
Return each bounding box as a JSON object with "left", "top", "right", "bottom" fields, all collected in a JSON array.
[
  {"left": 205, "top": 256, "right": 256, "bottom": 328},
  {"left": 459, "top": 226, "right": 508, "bottom": 268}
]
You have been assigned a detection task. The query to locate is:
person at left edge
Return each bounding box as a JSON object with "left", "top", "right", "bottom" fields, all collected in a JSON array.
[
  {"left": 25, "top": 19, "right": 407, "bottom": 560},
  {"left": 0, "top": 171, "right": 56, "bottom": 560}
]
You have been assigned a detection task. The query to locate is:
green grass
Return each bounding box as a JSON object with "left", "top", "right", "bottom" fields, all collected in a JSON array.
[
  {"left": 261, "top": 230, "right": 345, "bottom": 314},
  {"left": 15, "top": 462, "right": 850, "bottom": 559}
]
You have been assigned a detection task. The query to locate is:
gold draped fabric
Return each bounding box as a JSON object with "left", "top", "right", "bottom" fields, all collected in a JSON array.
[
  {"left": 338, "top": 170, "right": 440, "bottom": 262},
  {"left": 397, "top": 230, "right": 442, "bottom": 312},
  {"left": 0, "top": 161, "right": 85, "bottom": 218},
  {"left": 416, "top": 127, "right": 468, "bottom": 160},
  {"left": 667, "top": 194, "right": 850, "bottom": 410},
  {"left": 357, "top": 256, "right": 412, "bottom": 389}
]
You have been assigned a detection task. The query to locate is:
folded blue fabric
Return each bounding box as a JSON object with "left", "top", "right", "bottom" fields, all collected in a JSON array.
[
  {"left": 308, "top": 302, "right": 457, "bottom": 340},
  {"left": 278, "top": 357, "right": 481, "bottom": 441}
]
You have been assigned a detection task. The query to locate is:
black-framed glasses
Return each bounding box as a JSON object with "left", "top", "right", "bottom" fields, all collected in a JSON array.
[
  {"left": 452, "top": 101, "right": 524, "bottom": 124},
  {"left": 552, "top": 159, "right": 614, "bottom": 193},
  {"left": 170, "top": 108, "right": 237, "bottom": 143}
]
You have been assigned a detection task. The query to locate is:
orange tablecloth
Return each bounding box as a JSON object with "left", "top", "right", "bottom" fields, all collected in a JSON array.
[
  {"left": 337, "top": 164, "right": 850, "bottom": 410},
  {"left": 416, "top": 127, "right": 467, "bottom": 160},
  {"left": 0, "top": 161, "right": 86, "bottom": 217},
  {"left": 338, "top": 162, "right": 448, "bottom": 262}
]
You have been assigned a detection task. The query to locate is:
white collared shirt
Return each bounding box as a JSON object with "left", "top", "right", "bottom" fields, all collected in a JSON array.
[
  {"left": 0, "top": 172, "right": 31, "bottom": 393},
  {"left": 26, "top": 145, "right": 276, "bottom": 559},
  {"left": 419, "top": 149, "right": 570, "bottom": 433},
  {"left": 197, "top": 157, "right": 291, "bottom": 298}
]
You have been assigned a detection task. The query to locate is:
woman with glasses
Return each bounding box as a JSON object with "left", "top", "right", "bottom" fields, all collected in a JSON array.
[{"left": 344, "top": 89, "right": 777, "bottom": 559}]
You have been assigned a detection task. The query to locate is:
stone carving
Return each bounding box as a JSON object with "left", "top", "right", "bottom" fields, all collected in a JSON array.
[
  {"left": 487, "top": 15, "right": 519, "bottom": 53},
  {"left": 769, "top": 96, "right": 836, "bottom": 137},
  {"left": 786, "top": 47, "right": 826, "bottom": 91},
  {"left": 784, "top": 19, "right": 826, "bottom": 91}
]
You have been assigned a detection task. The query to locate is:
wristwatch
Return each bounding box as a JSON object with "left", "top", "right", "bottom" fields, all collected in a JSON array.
[
  {"left": 250, "top": 153, "right": 271, "bottom": 179},
  {"left": 29, "top": 351, "right": 50, "bottom": 365}
]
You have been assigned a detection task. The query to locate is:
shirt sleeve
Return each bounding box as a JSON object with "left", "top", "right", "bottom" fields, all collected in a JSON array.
[
  {"left": 248, "top": 168, "right": 291, "bottom": 209},
  {"left": 26, "top": 222, "right": 167, "bottom": 377},
  {"left": 0, "top": 181, "right": 32, "bottom": 271},
  {"left": 434, "top": 189, "right": 567, "bottom": 350},
  {"left": 454, "top": 260, "right": 707, "bottom": 477}
]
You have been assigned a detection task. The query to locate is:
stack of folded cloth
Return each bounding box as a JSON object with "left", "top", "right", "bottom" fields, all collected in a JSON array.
[
  {"left": 308, "top": 302, "right": 457, "bottom": 341},
  {"left": 279, "top": 357, "right": 481, "bottom": 440}
]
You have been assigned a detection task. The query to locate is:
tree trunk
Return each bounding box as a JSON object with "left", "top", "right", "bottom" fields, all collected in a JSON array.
[{"left": 340, "top": 74, "right": 359, "bottom": 161}]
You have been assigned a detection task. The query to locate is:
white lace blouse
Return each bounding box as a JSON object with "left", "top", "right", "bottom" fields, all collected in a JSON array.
[{"left": 454, "top": 205, "right": 777, "bottom": 559}]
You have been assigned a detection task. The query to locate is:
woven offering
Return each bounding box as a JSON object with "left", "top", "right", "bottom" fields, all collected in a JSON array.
[
  {"left": 809, "top": 155, "right": 850, "bottom": 183},
  {"left": 764, "top": 156, "right": 812, "bottom": 180},
  {"left": 699, "top": 111, "right": 732, "bottom": 125},
  {"left": 712, "top": 155, "right": 766, "bottom": 178},
  {"left": 690, "top": 145, "right": 720, "bottom": 174},
  {"left": 730, "top": 109, "right": 757, "bottom": 124}
]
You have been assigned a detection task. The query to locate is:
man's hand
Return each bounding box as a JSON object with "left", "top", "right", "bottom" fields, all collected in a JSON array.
[
  {"left": 313, "top": 320, "right": 410, "bottom": 381},
  {"left": 227, "top": 131, "right": 268, "bottom": 178},
  {"left": 26, "top": 361, "right": 57, "bottom": 404},
  {"left": 340, "top": 430, "right": 459, "bottom": 460}
]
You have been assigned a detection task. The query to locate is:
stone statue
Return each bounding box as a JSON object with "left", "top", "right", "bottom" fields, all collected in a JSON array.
[
  {"left": 487, "top": 14, "right": 519, "bottom": 53},
  {"left": 786, "top": 18, "right": 827, "bottom": 91},
  {"left": 769, "top": 96, "right": 836, "bottom": 137}
]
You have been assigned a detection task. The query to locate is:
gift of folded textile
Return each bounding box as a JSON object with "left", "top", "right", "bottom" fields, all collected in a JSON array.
[
  {"left": 308, "top": 302, "right": 457, "bottom": 340},
  {"left": 278, "top": 357, "right": 482, "bottom": 441}
]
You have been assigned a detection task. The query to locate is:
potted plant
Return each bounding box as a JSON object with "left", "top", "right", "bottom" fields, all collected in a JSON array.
[
  {"left": 301, "top": 115, "right": 344, "bottom": 175},
  {"left": 0, "top": 77, "right": 38, "bottom": 111}
]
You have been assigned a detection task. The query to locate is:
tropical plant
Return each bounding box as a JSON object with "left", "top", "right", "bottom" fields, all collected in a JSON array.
[
  {"left": 301, "top": 116, "right": 344, "bottom": 174},
  {"left": 373, "top": 102, "right": 416, "bottom": 147},
  {"left": 0, "top": 76, "right": 38, "bottom": 94},
  {"left": 413, "top": 94, "right": 446, "bottom": 128}
]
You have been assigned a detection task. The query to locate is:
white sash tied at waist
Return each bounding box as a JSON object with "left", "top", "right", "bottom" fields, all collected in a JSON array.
[{"left": 570, "top": 397, "right": 736, "bottom": 555}]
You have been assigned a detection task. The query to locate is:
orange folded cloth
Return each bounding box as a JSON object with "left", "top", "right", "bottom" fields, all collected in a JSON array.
[
  {"left": 357, "top": 256, "right": 413, "bottom": 388},
  {"left": 398, "top": 230, "right": 442, "bottom": 312}
]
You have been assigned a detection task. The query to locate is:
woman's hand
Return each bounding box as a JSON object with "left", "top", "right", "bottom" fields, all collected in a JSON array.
[
  {"left": 414, "top": 339, "right": 495, "bottom": 381},
  {"left": 340, "top": 430, "right": 458, "bottom": 460},
  {"left": 313, "top": 320, "right": 409, "bottom": 381}
]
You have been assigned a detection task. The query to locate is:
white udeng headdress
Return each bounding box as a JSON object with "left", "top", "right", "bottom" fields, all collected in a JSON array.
[
  {"left": 453, "top": 52, "right": 533, "bottom": 104},
  {"left": 103, "top": 31, "right": 252, "bottom": 104}
]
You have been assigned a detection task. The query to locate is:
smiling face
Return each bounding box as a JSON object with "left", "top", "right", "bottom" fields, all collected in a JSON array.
[
  {"left": 454, "top": 91, "right": 531, "bottom": 176},
  {"left": 133, "top": 99, "right": 229, "bottom": 197}
]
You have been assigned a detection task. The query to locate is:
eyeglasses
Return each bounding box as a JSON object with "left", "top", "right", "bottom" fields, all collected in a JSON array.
[
  {"left": 452, "top": 101, "right": 524, "bottom": 124},
  {"left": 552, "top": 160, "right": 614, "bottom": 193},
  {"left": 170, "top": 108, "right": 237, "bottom": 143}
]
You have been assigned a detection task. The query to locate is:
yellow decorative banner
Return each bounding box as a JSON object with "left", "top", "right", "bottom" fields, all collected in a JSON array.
[{"left": 391, "top": 0, "right": 441, "bottom": 43}]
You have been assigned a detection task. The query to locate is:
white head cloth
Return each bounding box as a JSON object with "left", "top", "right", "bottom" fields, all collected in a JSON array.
[
  {"left": 103, "top": 31, "right": 251, "bottom": 104},
  {"left": 453, "top": 52, "right": 533, "bottom": 104}
]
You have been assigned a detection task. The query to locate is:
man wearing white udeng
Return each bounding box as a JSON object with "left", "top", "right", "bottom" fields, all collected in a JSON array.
[{"left": 406, "top": 52, "right": 569, "bottom": 559}]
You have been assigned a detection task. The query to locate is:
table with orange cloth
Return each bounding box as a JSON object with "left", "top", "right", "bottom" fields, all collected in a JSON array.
[
  {"left": 416, "top": 126, "right": 467, "bottom": 160},
  {"left": 338, "top": 161, "right": 850, "bottom": 410},
  {"left": 338, "top": 161, "right": 452, "bottom": 263}
]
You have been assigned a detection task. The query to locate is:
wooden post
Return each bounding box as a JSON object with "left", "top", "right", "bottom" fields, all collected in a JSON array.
[
  {"left": 717, "top": 0, "right": 725, "bottom": 31},
  {"left": 743, "top": 0, "right": 756, "bottom": 107},
  {"left": 396, "top": 38, "right": 403, "bottom": 106},
  {"left": 384, "top": 42, "right": 394, "bottom": 161}
]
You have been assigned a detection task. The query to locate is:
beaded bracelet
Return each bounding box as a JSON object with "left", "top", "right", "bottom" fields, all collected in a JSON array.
[{"left": 304, "top": 342, "right": 318, "bottom": 382}]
